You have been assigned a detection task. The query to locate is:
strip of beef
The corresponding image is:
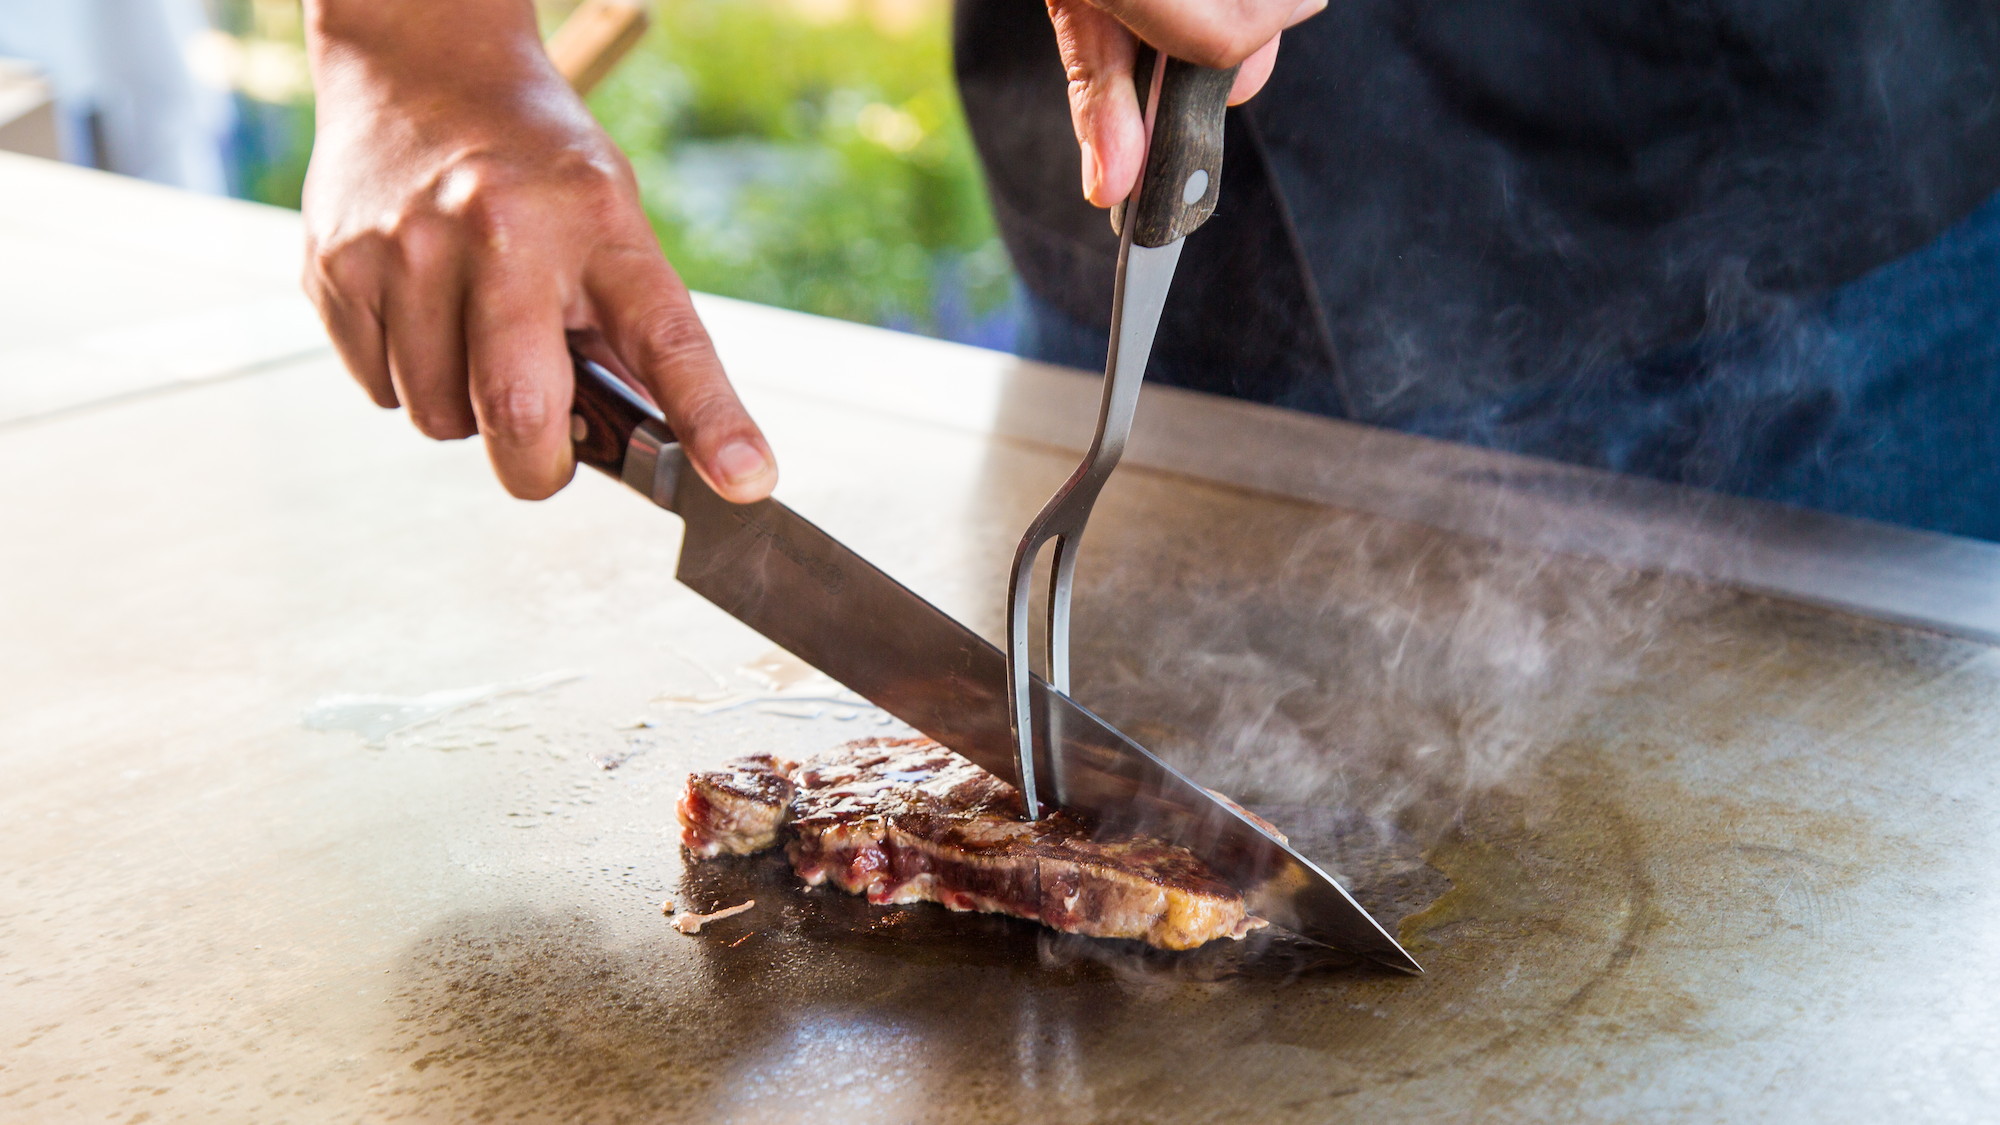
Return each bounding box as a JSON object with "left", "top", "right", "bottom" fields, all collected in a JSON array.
[
  {"left": 677, "top": 754, "right": 796, "bottom": 857},
  {"left": 678, "top": 737, "right": 1264, "bottom": 950}
]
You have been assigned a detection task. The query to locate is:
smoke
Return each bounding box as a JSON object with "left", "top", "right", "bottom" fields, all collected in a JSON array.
[
  {"left": 957, "top": 4, "right": 2000, "bottom": 930},
  {"left": 1067, "top": 482, "right": 1732, "bottom": 843}
]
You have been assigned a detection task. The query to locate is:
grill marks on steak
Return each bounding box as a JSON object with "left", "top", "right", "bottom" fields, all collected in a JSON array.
[
  {"left": 676, "top": 754, "right": 796, "bottom": 857},
  {"left": 678, "top": 738, "right": 1265, "bottom": 950}
]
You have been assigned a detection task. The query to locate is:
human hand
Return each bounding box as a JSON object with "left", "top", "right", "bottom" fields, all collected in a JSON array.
[
  {"left": 300, "top": 0, "right": 776, "bottom": 502},
  {"left": 1045, "top": 0, "right": 1328, "bottom": 208}
]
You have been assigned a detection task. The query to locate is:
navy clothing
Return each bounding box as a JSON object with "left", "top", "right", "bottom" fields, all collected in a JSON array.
[{"left": 954, "top": 0, "right": 2000, "bottom": 539}]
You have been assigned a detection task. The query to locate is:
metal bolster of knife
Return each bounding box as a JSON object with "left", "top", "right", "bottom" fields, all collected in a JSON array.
[
  {"left": 619, "top": 419, "right": 683, "bottom": 510},
  {"left": 567, "top": 350, "right": 685, "bottom": 511}
]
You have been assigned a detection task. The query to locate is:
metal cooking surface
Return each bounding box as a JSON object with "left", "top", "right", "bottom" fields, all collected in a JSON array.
[{"left": 4, "top": 353, "right": 1998, "bottom": 1122}]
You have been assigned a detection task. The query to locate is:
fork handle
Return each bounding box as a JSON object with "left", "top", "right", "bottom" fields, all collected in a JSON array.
[{"left": 1113, "top": 53, "right": 1239, "bottom": 248}]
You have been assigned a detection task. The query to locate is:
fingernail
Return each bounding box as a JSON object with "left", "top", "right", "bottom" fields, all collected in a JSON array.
[
  {"left": 1079, "top": 139, "right": 1101, "bottom": 203},
  {"left": 1287, "top": 0, "right": 1327, "bottom": 24},
  {"left": 712, "top": 440, "right": 771, "bottom": 488}
]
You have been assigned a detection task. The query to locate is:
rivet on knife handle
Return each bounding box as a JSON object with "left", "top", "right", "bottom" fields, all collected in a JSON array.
[{"left": 1111, "top": 53, "right": 1238, "bottom": 248}]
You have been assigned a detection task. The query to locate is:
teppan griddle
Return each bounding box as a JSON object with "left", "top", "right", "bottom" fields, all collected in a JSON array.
[{"left": 4, "top": 159, "right": 1998, "bottom": 1122}]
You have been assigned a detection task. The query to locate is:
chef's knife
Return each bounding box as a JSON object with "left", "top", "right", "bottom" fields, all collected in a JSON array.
[{"left": 567, "top": 358, "right": 1422, "bottom": 973}]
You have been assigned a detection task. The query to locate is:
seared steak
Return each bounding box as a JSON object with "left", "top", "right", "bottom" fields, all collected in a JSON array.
[
  {"left": 677, "top": 754, "right": 796, "bottom": 857},
  {"left": 678, "top": 738, "right": 1265, "bottom": 950}
]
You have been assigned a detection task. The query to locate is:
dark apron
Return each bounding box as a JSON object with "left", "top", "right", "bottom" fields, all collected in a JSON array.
[{"left": 952, "top": 0, "right": 2000, "bottom": 441}]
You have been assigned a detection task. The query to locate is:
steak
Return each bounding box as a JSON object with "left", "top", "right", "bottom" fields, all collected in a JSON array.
[
  {"left": 677, "top": 737, "right": 1265, "bottom": 950},
  {"left": 677, "top": 753, "right": 796, "bottom": 857}
]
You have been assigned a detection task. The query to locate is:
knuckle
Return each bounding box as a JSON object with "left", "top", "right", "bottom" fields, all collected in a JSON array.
[
  {"left": 315, "top": 233, "right": 387, "bottom": 296},
  {"left": 680, "top": 390, "right": 736, "bottom": 434},
  {"left": 1063, "top": 76, "right": 1100, "bottom": 122},
  {"left": 629, "top": 301, "right": 714, "bottom": 367},
  {"left": 461, "top": 191, "right": 527, "bottom": 251},
  {"left": 1061, "top": 59, "right": 1118, "bottom": 110},
  {"left": 673, "top": 386, "right": 747, "bottom": 439},
  {"left": 545, "top": 151, "right": 635, "bottom": 237},
  {"left": 465, "top": 186, "right": 524, "bottom": 238},
  {"left": 548, "top": 147, "right": 626, "bottom": 195},
  {"left": 434, "top": 148, "right": 627, "bottom": 253},
  {"left": 387, "top": 212, "right": 455, "bottom": 274},
  {"left": 477, "top": 378, "right": 552, "bottom": 445},
  {"left": 434, "top": 154, "right": 503, "bottom": 212},
  {"left": 435, "top": 157, "right": 526, "bottom": 245}
]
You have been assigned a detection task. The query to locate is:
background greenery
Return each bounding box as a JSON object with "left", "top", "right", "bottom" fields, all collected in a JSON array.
[{"left": 203, "top": 0, "right": 1019, "bottom": 347}]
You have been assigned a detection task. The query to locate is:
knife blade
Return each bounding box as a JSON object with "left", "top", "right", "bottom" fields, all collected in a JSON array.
[{"left": 567, "top": 354, "right": 1422, "bottom": 973}]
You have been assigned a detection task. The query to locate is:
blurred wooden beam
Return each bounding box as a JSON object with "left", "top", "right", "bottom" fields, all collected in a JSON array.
[{"left": 546, "top": 0, "right": 652, "bottom": 96}]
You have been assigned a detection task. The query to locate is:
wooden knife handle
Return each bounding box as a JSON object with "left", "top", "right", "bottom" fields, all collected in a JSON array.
[
  {"left": 1112, "top": 52, "right": 1239, "bottom": 248},
  {"left": 570, "top": 350, "right": 670, "bottom": 480}
]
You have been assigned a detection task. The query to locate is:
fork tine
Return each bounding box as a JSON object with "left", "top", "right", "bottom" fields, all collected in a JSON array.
[
  {"left": 1005, "top": 531, "right": 1048, "bottom": 818},
  {"left": 1046, "top": 532, "right": 1079, "bottom": 696}
]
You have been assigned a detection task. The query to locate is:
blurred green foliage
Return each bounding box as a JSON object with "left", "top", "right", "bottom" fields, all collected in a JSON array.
[
  {"left": 207, "top": 0, "right": 1016, "bottom": 344},
  {"left": 589, "top": 0, "right": 1014, "bottom": 338},
  {"left": 237, "top": 98, "right": 314, "bottom": 210},
  {"left": 204, "top": 0, "right": 315, "bottom": 209}
]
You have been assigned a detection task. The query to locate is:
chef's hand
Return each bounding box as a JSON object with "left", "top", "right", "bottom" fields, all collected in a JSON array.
[
  {"left": 299, "top": 0, "right": 777, "bottom": 502},
  {"left": 1047, "top": 0, "right": 1326, "bottom": 208}
]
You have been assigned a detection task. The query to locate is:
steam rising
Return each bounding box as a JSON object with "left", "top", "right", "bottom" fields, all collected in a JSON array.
[{"left": 1070, "top": 489, "right": 1732, "bottom": 841}]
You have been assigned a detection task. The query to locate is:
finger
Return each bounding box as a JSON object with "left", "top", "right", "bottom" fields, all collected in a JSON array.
[
  {"left": 1232, "top": 0, "right": 1323, "bottom": 102},
  {"left": 586, "top": 246, "right": 777, "bottom": 504},
  {"left": 1089, "top": 0, "right": 1321, "bottom": 68},
  {"left": 1229, "top": 34, "right": 1281, "bottom": 105},
  {"left": 464, "top": 258, "right": 576, "bottom": 501},
  {"left": 1284, "top": 0, "right": 1329, "bottom": 29},
  {"left": 304, "top": 242, "right": 396, "bottom": 409},
  {"left": 382, "top": 245, "right": 476, "bottom": 440},
  {"left": 1048, "top": 0, "right": 1144, "bottom": 208}
]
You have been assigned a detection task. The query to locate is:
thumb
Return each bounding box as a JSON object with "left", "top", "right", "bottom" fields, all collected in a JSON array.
[{"left": 1047, "top": 0, "right": 1144, "bottom": 208}]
